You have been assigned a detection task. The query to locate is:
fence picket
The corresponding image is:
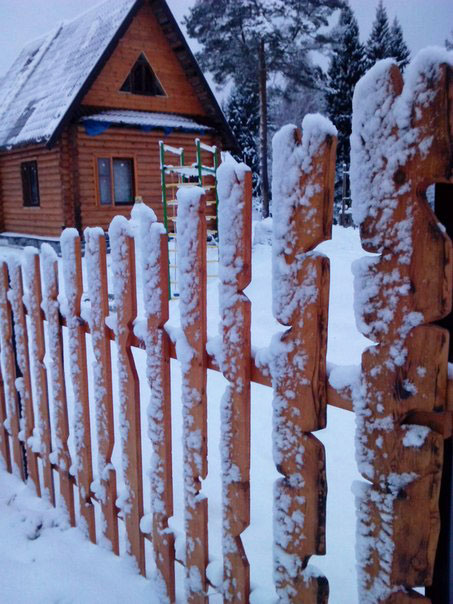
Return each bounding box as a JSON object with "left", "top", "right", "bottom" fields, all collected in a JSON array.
[
  {"left": 84, "top": 228, "right": 119, "bottom": 554},
  {"left": 22, "top": 249, "right": 55, "bottom": 504},
  {"left": 135, "top": 204, "right": 175, "bottom": 600},
  {"left": 60, "top": 230, "right": 96, "bottom": 541},
  {"left": 176, "top": 187, "right": 209, "bottom": 603},
  {"left": 350, "top": 58, "right": 452, "bottom": 600},
  {"left": 109, "top": 216, "right": 145, "bottom": 575},
  {"left": 7, "top": 258, "right": 40, "bottom": 495},
  {"left": 271, "top": 119, "right": 336, "bottom": 601},
  {"left": 217, "top": 163, "right": 252, "bottom": 602},
  {"left": 0, "top": 262, "right": 25, "bottom": 479},
  {"left": 41, "top": 244, "right": 75, "bottom": 525},
  {"left": 0, "top": 352, "right": 11, "bottom": 472}
]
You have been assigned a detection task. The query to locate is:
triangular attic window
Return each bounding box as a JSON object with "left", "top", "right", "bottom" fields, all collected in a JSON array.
[{"left": 120, "top": 53, "right": 165, "bottom": 97}]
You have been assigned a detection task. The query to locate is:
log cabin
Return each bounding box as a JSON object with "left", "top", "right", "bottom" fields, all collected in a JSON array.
[{"left": 0, "top": 0, "right": 236, "bottom": 247}]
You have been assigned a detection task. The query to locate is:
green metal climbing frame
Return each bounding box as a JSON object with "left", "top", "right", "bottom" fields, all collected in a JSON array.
[{"left": 160, "top": 138, "right": 220, "bottom": 298}]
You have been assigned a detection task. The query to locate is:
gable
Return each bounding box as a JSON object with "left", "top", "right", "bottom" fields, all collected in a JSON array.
[{"left": 81, "top": 3, "right": 206, "bottom": 117}]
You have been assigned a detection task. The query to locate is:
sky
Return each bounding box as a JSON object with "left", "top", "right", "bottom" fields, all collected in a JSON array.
[{"left": 0, "top": 0, "right": 451, "bottom": 87}]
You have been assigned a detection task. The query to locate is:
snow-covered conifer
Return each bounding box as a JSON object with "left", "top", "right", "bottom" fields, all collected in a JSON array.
[
  {"left": 326, "top": 3, "right": 366, "bottom": 217},
  {"left": 185, "top": 0, "right": 344, "bottom": 217},
  {"left": 326, "top": 4, "right": 366, "bottom": 166},
  {"left": 389, "top": 16, "right": 410, "bottom": 71},
  {"left": 365, "top": 0, "right": 391, "bottom": 68},
  {"left": 224, "top": 81, "right": 260, "bottom": 196}
]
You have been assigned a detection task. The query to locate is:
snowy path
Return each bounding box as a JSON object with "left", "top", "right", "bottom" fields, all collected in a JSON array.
[{"left": 0, "top": 225, "right": 369, "bottom": 603}]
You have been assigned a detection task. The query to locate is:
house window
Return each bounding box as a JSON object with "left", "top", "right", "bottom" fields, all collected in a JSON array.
[
  {"left": 97, "top": 157, "right": 135, "bottom": 206},
  {"left": 120, "top": 53, "right": 165, "bottom": 97},
  {"left": 21, "top": 160, "right": 40, "bottom": 207}
]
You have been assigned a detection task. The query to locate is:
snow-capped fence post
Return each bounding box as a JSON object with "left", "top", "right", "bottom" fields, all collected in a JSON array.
[
  {"left": 22, "top": 249, "right": 56, "bottom": 505},
  {"left": 60, "top": 230, "right": 96, "bottom": 542},
  {"left": 40, "top": 244, "right": 75, "bottom": 526},
  {"left": 84, "top": 228, "right": 119, "bottom": 554},
  {"left": 135, "top": 204, "right": 175, "bottom": 601},
  {"left": 351, "top": 52, "right": 453, "bottom": 601},
  {"left": 176, "top": 187, "right": 209, "bottom": 603},
  {"left": 0, "top": 262, "right": 25, "bottom": 480},
  {"left": 7, "top": 258, "right": 41, "bottom": 497},
  {"left": 108, "top": 216, "right": 145, "bottom": 576},
  {"left": 217, "top": 161, "right": 252, "bottom": 602},
  {"left": 271, "top": 116, "right": 337, "bottom": 602}
]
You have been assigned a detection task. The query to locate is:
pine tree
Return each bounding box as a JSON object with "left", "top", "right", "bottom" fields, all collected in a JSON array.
[
  {"left": 446, "top": 29, "right": 453, "bottom": 51},
  {"left": 185, "top": 0, "right": 344, "bottom": 217},
  {"left": 389, "top": 17, "right": 410, "bottom": 71},
  {"left": 326, "top": 3, "right": 366, "bottom": 222},
  {"left": 326, "top": 4, "right": 366, "bottom": 166},
  {"left": 224, "top": 80, "right": 260, "bottom": 196},
  {"left": 366, "top": 0, "right": 391, "bottom": 68}
]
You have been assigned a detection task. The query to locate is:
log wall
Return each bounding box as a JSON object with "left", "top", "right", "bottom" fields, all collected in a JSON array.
[
  {"left": 0, "top": 144, "right": 65, "bottom": 237},
  {"left": 76, "top": 125, "right": 219, "bottom": 230}
]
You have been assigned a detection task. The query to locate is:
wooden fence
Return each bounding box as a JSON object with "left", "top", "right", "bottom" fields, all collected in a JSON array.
[{"left": 0, "top": 53, "right": 452, "bottom": 603}]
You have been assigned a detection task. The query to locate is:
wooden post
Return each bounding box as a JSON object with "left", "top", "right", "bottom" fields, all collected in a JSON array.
[
  {"left": 41, "top": 244, "right": 75, "bottom": 525},
  {"left": 22, "top": 250, "right": 55, "bottom": 504},
  {"left": 176, "top": 187, "right": 208, "bottom": 603},
  {"left": 7, "top": 258, "right": 40, "bottom": 495},
  {"left": 108, "top": 216, "right": 145, "bottom": 575},
  {"left": 135, "top": 204, "right": 175, "bottom": 600},
  {"left": 217, "top": 163, "right": 252, "bottom": 602},
  {"left": 0, "top": 262, "right": 25, "bottom": 480},
  {"left": 84, "top": 228, "right": 119, "bottom": 554},
  {"left": 60, "top": 230, "right": 95, "bottom": 542},
  {"left": 271, "top": 119, "right": 336, "bottom": 601},
  {"left": 351, "top": 58, "right": 453, "bottom": 600}
]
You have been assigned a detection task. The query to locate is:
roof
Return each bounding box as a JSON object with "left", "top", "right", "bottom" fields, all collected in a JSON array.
[
  {"left": 81, "top": 110, "right": 212, "bottom": 135},
  {"left": 0, "top": 0, "right": 237, "bottom": 152}
]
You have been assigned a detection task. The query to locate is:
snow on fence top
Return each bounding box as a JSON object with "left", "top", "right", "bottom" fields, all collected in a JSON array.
[{"left": 272, "top": 114, "right": 337, "bottom": 327}]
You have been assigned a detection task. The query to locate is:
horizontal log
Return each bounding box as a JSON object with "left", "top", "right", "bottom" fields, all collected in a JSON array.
[{"left": 24, "top": 302, "right": 353, "bottom": 413}]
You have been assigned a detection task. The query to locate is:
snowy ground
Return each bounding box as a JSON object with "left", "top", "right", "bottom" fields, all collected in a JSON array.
[{"left": 0, "top": 224, "right": 370, "bottom": 603}]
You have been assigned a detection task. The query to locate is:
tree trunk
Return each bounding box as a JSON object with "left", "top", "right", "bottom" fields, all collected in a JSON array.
[{"left": 258, "top": 39, "right": 270, "bottom": 218}]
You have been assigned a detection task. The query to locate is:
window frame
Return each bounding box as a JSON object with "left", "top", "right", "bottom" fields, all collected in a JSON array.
[
  {"left": 119, "top": 52, "right": 167, "bottom": 98},
  {"left": 21, "top": 160, "right": 40, "bottom": 208},
  {"left": 95, "top": 155, "right": 137, "bottom": 207}
]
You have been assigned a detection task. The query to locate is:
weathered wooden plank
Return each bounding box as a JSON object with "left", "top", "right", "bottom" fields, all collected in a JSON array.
[
  {"left": 22, "top": 249, "right": 55, "bottom": 504},
  {"left": 108, "top": 216, "right": 145, "bottom": 575},
  {"left": 0, "top": 262, "right": 26, "bottom": 480},
  {"left": 351, "top": 57, "right": 453, "bottom": 601},
  {"left": 217, "top": 162, "right": 252, "bottom": 602},
  {"left": 176, "top": 187, "right": 208, "bottom": 603},
  {"left": 84, "top": 228, "right": 119, "bottom": 554},
  {"left": 40, "top": 244, "right": 75, "bottom": 524},
  {"left": 134, "top": 202, "right": 175, "bottom": 599},
  {"left": 270, "top": 117, "right": 336, "bottom": 602},
  {"left": 60, "top": 230, "right": 95, "bottom": 541},
  {"left": 7, "top": 258, "right": 40, "bottom": 495},
  {"left": 0, "top": 348, "right": 11, "bottom": 472}
]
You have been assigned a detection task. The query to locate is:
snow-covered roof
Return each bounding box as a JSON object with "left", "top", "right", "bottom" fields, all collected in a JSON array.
[
  {"left": 0, "top": 0, "right": 137, "bottom": 150},
  {"left": 81, "top": 110, "right": 212, "bottom": 133},
  {"left": 0, "top": 0, "right": 238, "bottom": 153}
]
